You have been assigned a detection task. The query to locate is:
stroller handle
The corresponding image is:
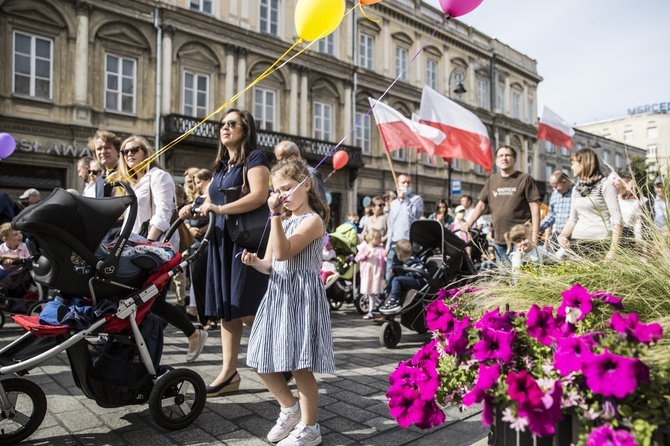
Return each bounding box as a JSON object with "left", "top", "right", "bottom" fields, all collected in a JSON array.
[
  {"left": 162, "top": 211, "right": 216, "bottom": 264},
  {"left": 97, "top": 181, "right": 137, "bottom": 278}
]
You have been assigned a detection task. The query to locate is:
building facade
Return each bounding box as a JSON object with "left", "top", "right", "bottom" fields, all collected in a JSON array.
[
  {"left": 1, "top": 0, "right": 543, "bottom": 224},
  {"left": 577, "top": 112, "right": 670, "bottom": 179}
]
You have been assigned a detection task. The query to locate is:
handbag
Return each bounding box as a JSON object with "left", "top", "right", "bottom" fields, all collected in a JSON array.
[{"left": 224, "top": 164, "right": 270, "bottom": 250}]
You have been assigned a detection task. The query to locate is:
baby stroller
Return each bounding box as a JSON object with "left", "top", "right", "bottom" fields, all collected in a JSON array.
[
  {"left": 0, "top": 259, "right": 51, "bottom": 330},
  {"left": 0, "top": 184, "right": 213, "bottom": 445},
  {"left": 378, "top": 219, "right": 477, "bottom": 348},
  {"left": 325, "top": 223, "right": 360, "bottom": 311}
]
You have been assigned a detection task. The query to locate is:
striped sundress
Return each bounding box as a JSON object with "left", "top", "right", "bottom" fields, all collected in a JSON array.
[{"left": 246, "top": 212, "right": 336, "bottom": 374}]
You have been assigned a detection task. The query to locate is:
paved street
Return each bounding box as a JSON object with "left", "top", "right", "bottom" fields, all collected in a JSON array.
[{"left": 0, "top": 300, "right": 486, "bottom": 445}]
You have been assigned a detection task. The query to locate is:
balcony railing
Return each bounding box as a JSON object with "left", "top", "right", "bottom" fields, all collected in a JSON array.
[{"left": 163, "top": 114, "right": 363, "bottom": 169}]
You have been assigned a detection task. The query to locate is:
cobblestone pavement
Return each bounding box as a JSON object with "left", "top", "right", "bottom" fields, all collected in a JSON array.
[{"left": 0, "top": 300, "right": 486, "bottom": 445}]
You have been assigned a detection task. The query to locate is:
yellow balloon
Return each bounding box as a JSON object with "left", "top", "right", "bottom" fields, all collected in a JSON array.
[{"left": 295, "top": 0, "right": 346, "bottom": 42}]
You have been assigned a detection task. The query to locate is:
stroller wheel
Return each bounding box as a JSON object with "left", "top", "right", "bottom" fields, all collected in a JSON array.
[
  {"left": 379, "top": 321, "right": 402, "bottom": 348},
  {"left": 149, "top": 368, "right": 206, "bottom": 430},
  {"left": 353, "top": 294, "right": 368, "bottom": 315},
  {"left": 0, "top": 378, "right": 47, "bottom": 446},
  {"left": 328, "top": 299, "right": 343, "bottom": 311}
]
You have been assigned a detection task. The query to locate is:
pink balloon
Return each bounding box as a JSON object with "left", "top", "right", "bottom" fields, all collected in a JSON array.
[
  {"left": 439, "top": 0, "right": 484, "bottom": 17},
  {"left": 332, "top": 150, "right": 349, "bottom": 171},
  {"left": 0, "top": 133, "right": 16, "bottom": 159}
]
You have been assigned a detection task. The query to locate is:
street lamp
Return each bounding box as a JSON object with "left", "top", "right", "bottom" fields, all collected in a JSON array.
[{"left": 453, "top": 82, "right": 467, "bottom": 95}]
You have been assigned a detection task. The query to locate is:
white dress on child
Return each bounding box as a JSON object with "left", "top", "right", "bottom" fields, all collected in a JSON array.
[{"left": 246, "top": 212, "right": 336, "bottom": 374}]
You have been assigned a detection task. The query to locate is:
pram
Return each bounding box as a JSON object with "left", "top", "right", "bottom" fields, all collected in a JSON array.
[
  {"left": 0, "top": 184, "right": 214, "bottom": 445},
  {"left": 0, "top": 259, "right": 52, "bottom": 330},
  {"left": 324, "top": 223, "right": 361, "bottom": 312},
  {"left": 377, "top": 219, "right": 477, "bottom": 348}
]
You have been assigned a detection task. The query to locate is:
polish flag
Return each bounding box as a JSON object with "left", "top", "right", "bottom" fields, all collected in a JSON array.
[
  {"left": 369, "top": 98, "right": 446, "bottom": 157},
  {"left": 537, "top": 106, "right": 575, "bottom": 150},
  {"left": 419, "top": 86, "right": 493, "bottom": 171}
]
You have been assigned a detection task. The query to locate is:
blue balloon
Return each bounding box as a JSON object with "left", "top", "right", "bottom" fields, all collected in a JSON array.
[
  {"left": 325, "top": 192, "right": 332, "bottom": 205},
  {"left": 0, "top": 133, "right": 16, "bottom": 159},
  {"left": 362, "top": 196, "right": 372, "bottom": 207}
]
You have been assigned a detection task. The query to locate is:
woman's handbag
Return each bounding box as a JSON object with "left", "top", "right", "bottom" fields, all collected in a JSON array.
[{"left": 224, "top": 165, "right": 270, "bottom": 250}]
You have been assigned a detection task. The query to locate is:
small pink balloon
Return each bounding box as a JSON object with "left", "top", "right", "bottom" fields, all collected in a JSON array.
[
  {"left": 332, "top": 150, "right": 349, "bottom": 171},
  {"left": 439, "top": 0, "right": 484, "bottom": 17},
  {"left": 0, "top": 133, "right": 16, "bottom": 159}
]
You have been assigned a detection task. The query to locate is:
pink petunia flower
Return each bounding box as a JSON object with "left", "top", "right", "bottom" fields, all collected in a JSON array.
[
  {"left": 609, "top": 312, "right": 663, "bottom": 344},
  {"left": 462, "top": 363, "right": 501, "bottom": 406},
  {"left": 474, "top": 307, "right": 514, "bottom": 332},
  {"left": 388, "top": 360, "right": 416, "bottom": 388},
  {"left": 425, "top": 300, "right": 455, "bottom": 333},
  {"left": 591, "top": 290, "right": 625, "bottom": 310},
  {"left": 526, "top": 305, "right": 560, "bottom": 346},
  {"left": 586, "top": 424, "right": 637, "bottom": 446},
  {"left": 387, "top": 386, "right": 428, "bottom": 428},
  {"left": 506, "top": 371, "right": 543, "bottom": 407},
  {"left": 412, "top": 362, "right": 440, "bottom": 401},
  {"left": 557, "top": 284, "right": 593, "bottom": 322},
  {"left": 473, "top": 328, "right": 517, "bottom": 363},
  {"left": 554, "top": 335, "right": 594, "bottom": 376},
  {"left": 414, "top": 400, "right": 446, "bottom": 429},
  {"left": 582, "top": 349, "right": 639, "bottom": 399},
  {"left": 519, "top": 381, "right": 564, "bottom": 437},
  {"left": 412, "top": 340, "right": 439, "bottom": 367},
  {"left": 443, "top": 316, "right": 470, "bottom": 355}
]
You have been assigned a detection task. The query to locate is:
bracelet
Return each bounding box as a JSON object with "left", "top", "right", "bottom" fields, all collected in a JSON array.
[
  {"left": 269, "top": 212, "right": 282, "bottom": 217},
  {"left": 218, "top": 205, "right": 223, "bottom": 215}
]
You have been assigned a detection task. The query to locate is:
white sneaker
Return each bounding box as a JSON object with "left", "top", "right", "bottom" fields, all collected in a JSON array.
[
  {"left": 267, "top": 409, "right": 302, "bottom": 443},
  {"left": 277, "top": 422, "right": 322, "bottom": 446}
]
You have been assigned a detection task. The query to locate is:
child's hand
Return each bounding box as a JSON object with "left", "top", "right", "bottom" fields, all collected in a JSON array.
[
  {"left": 268, "top": 191, "right": 284, "bottom": 213},
  {"left": 240, "top": 249, "right": 258, "bottom": 266}
]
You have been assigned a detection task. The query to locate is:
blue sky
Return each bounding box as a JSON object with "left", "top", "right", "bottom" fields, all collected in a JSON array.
[{"left": 422, "top": 0, "right": 670, "bottom": 125}]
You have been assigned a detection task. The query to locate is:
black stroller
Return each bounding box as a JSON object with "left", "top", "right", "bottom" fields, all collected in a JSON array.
[
  {"left": 0, "top": 184, "right": 214, "bottom": 445},
  {"left": 378, "top": 219, "right": 477, "bottom": 348},
  {"left": 0, "top": 259, "right": 51, "bottom": 330}
]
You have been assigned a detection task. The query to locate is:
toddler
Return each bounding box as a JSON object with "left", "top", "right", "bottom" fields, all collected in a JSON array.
[
  {"left": 378, "top": 239, "right": 427, "bottom": 314},
  {"left": 509, "top": 224, "right": 551, "bottom": 270},
  {"left": 354, "top": 228, "right": 385, "bottom": 319},
  {"left": 0, "top": 223, "right": 30, "bottom": 283},
  {"left": 320, "top": 235, "right": 340, "bottom": 285}
]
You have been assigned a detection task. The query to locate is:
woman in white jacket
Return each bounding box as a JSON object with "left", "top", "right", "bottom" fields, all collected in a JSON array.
[
  {"left": 117, "top": 135, "right": 207, "bottom": 362},
  {"left": 558, "top": 148, "right": 622, "bottom": 260}
]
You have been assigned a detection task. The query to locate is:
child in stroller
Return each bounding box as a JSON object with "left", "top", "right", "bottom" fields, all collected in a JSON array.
[
  {"left": 378, "top": 239, "right": 427, "bottom": 314},
  {"left": 0, "top": 184, "right": 211, "bottom": 444},
  {"left": 0, "top": 222, "right": 30, "bottom": 285}
]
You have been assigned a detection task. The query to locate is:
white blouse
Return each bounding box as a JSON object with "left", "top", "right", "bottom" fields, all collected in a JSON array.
[{"left": 130, "top": 167, "right": 179, "bottom": 249}]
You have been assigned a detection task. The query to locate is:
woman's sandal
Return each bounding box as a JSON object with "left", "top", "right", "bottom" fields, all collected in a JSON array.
[
  {"left": 206, "top": 371, "right": 240, "bottom": 397},
  {"left": 203, "top": 320, "right": 217, "bottom": 331}
]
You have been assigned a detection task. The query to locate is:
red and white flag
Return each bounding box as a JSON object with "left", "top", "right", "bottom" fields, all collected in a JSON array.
[
  {"left": 536, "top": 106, "right": 575, "bottom": 150},
  {"left": 419, "top": 86, "right": 492, "bottom": 171},
  {"left": 368, "top": 98, "right": 446, "bottom": 157}
]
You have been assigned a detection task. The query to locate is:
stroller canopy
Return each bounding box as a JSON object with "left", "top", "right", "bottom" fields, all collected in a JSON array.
[
  {"left": 328, "top": 223, "right": 359, "bottom": 255},
  {"left": 13, "top": 189, "right": 135, "bottom": 252}
]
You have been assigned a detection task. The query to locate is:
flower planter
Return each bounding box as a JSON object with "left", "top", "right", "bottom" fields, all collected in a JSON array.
[{"left": 488, "top": 408, "right": 576, "bottom": 446}]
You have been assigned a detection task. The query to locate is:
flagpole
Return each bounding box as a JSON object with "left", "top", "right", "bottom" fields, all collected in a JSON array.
[{"left": 384, "top": 150, "right": 399, "bottom": 190}]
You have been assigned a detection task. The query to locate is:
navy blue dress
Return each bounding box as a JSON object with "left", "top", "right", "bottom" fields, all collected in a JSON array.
[{"left": 206, "top": 150, "right": 270, "bottom": 321}]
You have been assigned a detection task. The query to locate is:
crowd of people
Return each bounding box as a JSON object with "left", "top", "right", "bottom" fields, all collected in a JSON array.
[{"left": 2, "top": 108, "right": 668, "bottom": 445}]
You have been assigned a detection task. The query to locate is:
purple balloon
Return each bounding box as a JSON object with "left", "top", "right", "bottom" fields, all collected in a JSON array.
[
  {"left": 439, "top": 0, "right": 484, "bottom": 17},
  {"left": 0, "top": 133, "right": 16, "bottom": 159}
]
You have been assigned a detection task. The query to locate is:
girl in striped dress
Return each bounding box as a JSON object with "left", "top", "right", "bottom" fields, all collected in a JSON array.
[{"left": 242, "top": 158, "right": 334, "bottom": 446}]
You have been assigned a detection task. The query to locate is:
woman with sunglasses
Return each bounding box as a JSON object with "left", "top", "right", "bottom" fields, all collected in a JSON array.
[
  {"left": 117, "top": 135, "right": 208, "bottom": 363},
  {"left": 360, "top": 196, "right": 388, "bottom": 245},
  {"left": 179, "top": 108, "right": 270, "bottom": 396}
]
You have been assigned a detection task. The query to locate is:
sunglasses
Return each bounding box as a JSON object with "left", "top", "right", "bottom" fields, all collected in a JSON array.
[
  {"left": 121, "top": 146, "right": 141, "bottom": 156},
  {"left": 220, "top": 119, "right": 242, "bottom": 130},
  {"left": 374, "top": 203, "right": 384, "bottom": 207},
  {"left": 88, "top": 170, "right": 101, "bottom": 175}
]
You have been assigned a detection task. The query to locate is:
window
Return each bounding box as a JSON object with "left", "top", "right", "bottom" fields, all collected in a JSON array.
[
  {"left": 355, "top": 112, "right": 371, "bottom": 155},
  {"left": 451, "top": 158, "right": 462, "bottom": 171},
  {"left": 496, "top": 83, "right": 504, "bottom": 113},
  {"left": 359, "top": 33, "right": 374, "bottom": 70},
  {"left": 313, "top": 102, "right": 333, "bottom": 141},
  {"left": 395, "top": 47, "right": 409, "bottom": 82},
  {"left": 527, "top": 97, "right": 534, "bottom": 124},
  {"left": 318, "top": 34, "right": 335, "bottom": 56},
  {"left": 648, "top": 144, "right": 657, "bottom": 156},
  {"left": 390, "top": 148, "right": 405, "bottom": 161},
  {"left": 623, "top": 130, "right": 633, "bottom": 142},
  {"left": 452, "top": 70, "right": 465, "bottom": 98},
  {"left": 253, "top": 87, "right": 276, "bottom": 131},
  {"left": 647, "top": 127, "right": 658, "bottom": 139},
  {"left": 426, "top": 59, "right": 438, "bottom": 90},
  {"left": 475, "top": 164, "right": 486, "bottom": 175},
  {"left": 615, "top": 153, "right": 623, "bottom": 169},
  {"left": 259, "top": 0, "right": 279, "bottom": 36},
  {"left": 190, "top": 0, "right": 212, "bottom": 14},
  {"left": 545, "top": 141, "right": 554, "bottom": 153},
  {"left": 13, "top": 31, "right": 53, "bottom": 100},
  {"left": 105, "top": 54, "right": 136, "bottom": 114},
  {"left": 546, "top": 164, "right": 555, "bottom": 181},
  {"left": 477, "top": 79, "right": 489, "bottom": 109},
  {"left": 512, "top": 91, "right": 521, "bottom": 119},
  {"left": 182, "top": 71, "right": 209, "bottom": 118},
  {"left": 603, "top": 151, "right": 610, "bottom": 164},
  {"left": 561, "top": 147, "right": 570, "bottom": 156}
]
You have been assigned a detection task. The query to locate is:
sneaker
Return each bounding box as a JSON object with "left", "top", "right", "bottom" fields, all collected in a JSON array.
[
  {"left": 380, "top": 299, "right": 401, "bottom": 314},
  {"left": 267, "top": 409, "right": 302, "bottom": 443},
  {"left": 277, "top": 422, "right": 322, "bottom": 446},
  {"left": 362, "top": 313, "right": 373, "bottom": 320}
]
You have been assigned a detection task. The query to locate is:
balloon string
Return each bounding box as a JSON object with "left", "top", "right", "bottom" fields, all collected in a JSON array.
[
  {"left": 357, "top": 3, "right": 380, "bottom": 23},
  {"left": 312, "top": 14, "right": 448, "bottom": 174}
]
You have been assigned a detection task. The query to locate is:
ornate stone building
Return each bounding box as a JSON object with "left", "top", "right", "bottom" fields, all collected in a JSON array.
[{"left": 1, "top": 0, "right": 543, "bottom": 223}]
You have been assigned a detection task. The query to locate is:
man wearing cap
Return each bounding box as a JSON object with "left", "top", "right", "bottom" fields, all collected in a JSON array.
[
  {"left": 19, "top": 189, "right": 41, "bottom": 208},
  {"left": 87, "top": 130, "right": 121, "bottom": 198}
]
